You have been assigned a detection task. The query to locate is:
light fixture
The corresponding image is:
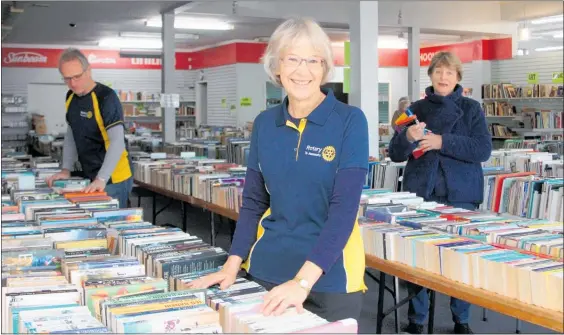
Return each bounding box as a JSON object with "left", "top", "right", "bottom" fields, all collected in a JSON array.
[
  {"left": 519, "top": 27, "right": 530, "bottom": 41},
  {"left": 378, "top": 36, "right": 408, "bottom": 49},
  {"left": 531, "top": 15, "right": 563, "bottom": 25},
  {"left": 119, "top": 31, "right": 199, "bottom": 40},
  {"left": 146, "top": 17, "right": 234, "bottom": 30},
  {"left": 554, "top": 32, "right": 563, "bottom": 38},
  {"left": 534, "top": 46, "right": 564, "bottom": 52},
  {"left": 99, "top": 37, "right": 162, "bottom": 49}
]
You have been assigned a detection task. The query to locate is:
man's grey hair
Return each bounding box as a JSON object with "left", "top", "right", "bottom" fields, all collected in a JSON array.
[{"left": 58, "top": 48, "right": 90, "bottom": 72}]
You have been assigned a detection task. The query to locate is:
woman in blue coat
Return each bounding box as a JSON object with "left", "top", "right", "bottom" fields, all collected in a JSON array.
[{"left": 388, "top": 51, "right": 492, "bottom": 334}]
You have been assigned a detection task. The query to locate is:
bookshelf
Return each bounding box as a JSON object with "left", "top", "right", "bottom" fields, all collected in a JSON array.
[
  {"left": 1, "top": 94, "right": 30, "bottom": 154},
  {"left": 481, "top": 83, "right": 563, "bottom": 148},
  {"left": 118, "top": 91, "right": 198, "bottom": 134}
]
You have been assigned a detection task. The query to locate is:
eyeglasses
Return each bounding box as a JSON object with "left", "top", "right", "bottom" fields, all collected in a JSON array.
[
  {"left": 62, "top": 70, "right": 86, "bottom": 83},
  {"left": 281, "top": 55, "right": 324, "bottom": 70}
]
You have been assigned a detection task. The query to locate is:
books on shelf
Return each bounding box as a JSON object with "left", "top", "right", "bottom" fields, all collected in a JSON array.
[
  {"left": 521, "top": 108, "right": 563, "bottom": 130},
  {"left": 482, "top": 101, "right": 516, "bottom": 116},
  {"left": 482, "top": 83, "right": 564, "bottom": 99}
]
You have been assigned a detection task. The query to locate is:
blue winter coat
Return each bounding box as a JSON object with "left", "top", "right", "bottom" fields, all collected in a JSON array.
[{"left": 388, "top": 85, "right": 492, "bottom": 204}]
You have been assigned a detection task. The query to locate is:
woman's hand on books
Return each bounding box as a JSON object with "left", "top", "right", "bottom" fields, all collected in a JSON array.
[
  {"left": 186, "top": 256, "right": 241, "bottom": 290},
  {"left": 406, "top": 122, "right": 427, "bottom": 142},
  {"left": 186, "top": 268, "right": 238, "bottom": 290},
  {"left": 260, "top": 280, "right": 307, "bottom": 317}
]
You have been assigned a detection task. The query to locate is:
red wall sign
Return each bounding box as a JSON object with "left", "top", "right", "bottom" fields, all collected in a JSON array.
[{"left": 1, "top": 38, "right": 512, "bottom": 70}]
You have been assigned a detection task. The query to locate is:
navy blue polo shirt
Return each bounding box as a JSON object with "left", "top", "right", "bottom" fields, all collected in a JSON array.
[
  {"left": 240, "top": 89, "right": 369, "bottom": 293},
  {"left": 65, "top": 83, "right": 132, "bottom": 184}
]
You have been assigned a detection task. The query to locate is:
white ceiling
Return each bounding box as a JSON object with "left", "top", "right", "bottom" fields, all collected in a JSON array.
[{"left": 1, "top": 1, "right": 562, "bottom": 50}]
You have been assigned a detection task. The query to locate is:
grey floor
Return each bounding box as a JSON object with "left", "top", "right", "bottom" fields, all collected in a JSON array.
[{"left": 132, "top": 191, "right": 558, "bottom": 334}]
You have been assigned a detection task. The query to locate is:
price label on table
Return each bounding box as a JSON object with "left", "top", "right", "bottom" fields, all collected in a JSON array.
[
  {"left": 527, "top": 72, "right": 539, "bottom": 84},
  {"left": 552, "top": 72, "right": 563, "bottom": 84}
]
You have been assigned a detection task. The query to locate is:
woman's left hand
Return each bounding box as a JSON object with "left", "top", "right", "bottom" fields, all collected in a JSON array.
[
  {"left": 260, "top": 280, "right": 308, "bottom": 316},
  {"left": 419, "top": 133, "right": 443, "bottom": 152}
]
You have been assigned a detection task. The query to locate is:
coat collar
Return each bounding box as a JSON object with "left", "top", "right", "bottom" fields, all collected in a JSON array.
[
  {"left": 424, "top": 84, "right": 464, "bottom": 104},
  {"left": 423, "top": 84, "right": 464, "bottom": 134},
  {"left": 275, "top": 88, "right": 337, "bottom": 127}
]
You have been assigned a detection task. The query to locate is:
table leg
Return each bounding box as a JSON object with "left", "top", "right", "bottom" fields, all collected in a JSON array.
[
  {"left": 376, "top": 271, "right": 386, "bottom": 334},
  {"left": 210, "top": 211, "right": 216, "bottom": 246},
  {"left": 428, "top": 290, "right": 436, "bottom": 334},
  {"left": 183, "top": 202, "right": 188, "bottom": 232},
  {"left": 516, "top": 319, "right": 521, "bottom": 334},
  {"left": 394, "top": 276, "right": 401, "bottom": 333},
  {"left": 152, "top": 192, "right": 156, "bottom": 224}
]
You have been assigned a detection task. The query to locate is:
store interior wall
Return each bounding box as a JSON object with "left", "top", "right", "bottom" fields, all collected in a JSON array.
[{"left": 2, "top": 50, "right": 563, "bottom": 130}]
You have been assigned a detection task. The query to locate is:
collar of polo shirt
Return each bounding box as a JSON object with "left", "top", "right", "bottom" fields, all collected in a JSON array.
[{"left": 275, "top": 88, "right": 338, "bottom": 127}]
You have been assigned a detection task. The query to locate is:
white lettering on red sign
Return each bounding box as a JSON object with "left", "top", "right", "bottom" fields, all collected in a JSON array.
[
  {"left": 87, "top": 54, "right": 117, "bottom": 64},
  {"left": 420, "top": 52, "right": 436, "bottom": 63},
  {"left": 3, "top": 52, "right": 48, "bottom": 64},
  {"left": 130, "top": 58, "right": 161, "bottom": 66}
]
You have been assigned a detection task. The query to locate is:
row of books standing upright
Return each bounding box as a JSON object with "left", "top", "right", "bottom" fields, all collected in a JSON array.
[
  {"left": 359, "top": 189, "right": 563, "bottom": 313},
  {"left": 1, "top": 156, "right": 358, "bottom": 334}
]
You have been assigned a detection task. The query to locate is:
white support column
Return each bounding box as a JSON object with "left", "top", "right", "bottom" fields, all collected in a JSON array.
[
  {"left": 161, "top": 12, "right": 176, "bottom": 144},
  {"left": 408, "top": 26, "right": 420, "bottom": 102},
  {"left": 471, "top": 60, "right": 491, "bottom": 103},
  {"left": 349, "top": 1, "right": 379, "bottom": 158}
]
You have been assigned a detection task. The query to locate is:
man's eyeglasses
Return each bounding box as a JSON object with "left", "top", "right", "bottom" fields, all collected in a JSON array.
[
  {"left": 281, "top": 55, "right": 324, "bottom": 70},
  {"left": 62, "top": 70, "right": 86, "bottom": 83}
]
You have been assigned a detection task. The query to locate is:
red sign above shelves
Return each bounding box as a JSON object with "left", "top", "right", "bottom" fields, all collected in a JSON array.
[{"left": 1, "top": 38, "right": 512, "bottom": 70}]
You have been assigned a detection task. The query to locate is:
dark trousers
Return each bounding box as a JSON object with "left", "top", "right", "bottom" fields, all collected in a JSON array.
[
  {"left": 246, "top": 274, "right": 364, "bottom": 326},
  {"left": 407, "top": 195, "right": 476, "bottom": 325}
]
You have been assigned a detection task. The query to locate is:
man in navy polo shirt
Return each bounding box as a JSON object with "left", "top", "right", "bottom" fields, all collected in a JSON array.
[
  {"left": 189, "top": 18, "right": 369, "bottom": 325},
  {"left": 46, "top": 48, "right": 133, "bottom": 208}
]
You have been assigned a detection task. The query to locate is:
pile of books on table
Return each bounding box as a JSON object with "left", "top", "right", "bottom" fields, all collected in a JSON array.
[
  {"left": 2, "top": 171, "right": 358, "bottom": 333},
  {"left": 133, "top": 158, "right": 246, "bottom": 212},
  {"left": 359, "top": 189, "right": 564, "bottom": 313}
]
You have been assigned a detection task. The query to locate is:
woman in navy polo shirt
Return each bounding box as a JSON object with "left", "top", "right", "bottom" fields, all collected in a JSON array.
[
  {"left": 389, "top": 51, "right": 492, "bottom": 334},
  {"left": 189, "top": 17, "right": 369, "bottom": 324}
]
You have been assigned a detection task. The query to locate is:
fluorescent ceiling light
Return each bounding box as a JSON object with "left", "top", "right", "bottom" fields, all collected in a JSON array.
[
  {"left": 120, "top": 32, "right": 199, "bottom": 40},
  {"left": 531, "top": 15, "right": 563, "bottom": 25},
  {"left": 146, "top": 17, "right": 234, "bottom": 30},
  {"left": 519, "top": 27, "right": 530, "bottom": 41},
  {"left": 99, "top": 37, "right": 162, "bottom": 49},
  {"left": 378, "top": 36, "right": 408, "bottom": 49},
  {"left": 534, "top": 46, "right": 564, "bottom": 52}
]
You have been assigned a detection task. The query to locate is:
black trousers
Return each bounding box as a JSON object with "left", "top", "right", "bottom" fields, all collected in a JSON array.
[{"left": 246, "top": 273, "right": 364, "bottom": 325}]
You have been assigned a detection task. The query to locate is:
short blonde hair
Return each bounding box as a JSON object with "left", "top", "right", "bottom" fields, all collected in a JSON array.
[
  {"left": 262, "top": 17, "right": 334, "bottom": 86},
  {"left": 427, "top": 51, "right": 463, "bottom": 81}
]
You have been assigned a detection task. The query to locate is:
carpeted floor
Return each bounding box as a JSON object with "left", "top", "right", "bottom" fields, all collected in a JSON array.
[{"left": 132, "top": 191, "right": 557, "bottom": 334}]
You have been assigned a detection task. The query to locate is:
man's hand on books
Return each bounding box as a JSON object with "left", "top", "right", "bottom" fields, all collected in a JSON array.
[
  {"left": 84, "top": 178, "right": 107, "bottom": 193},
  {"left": 260, "top": 280, "right": 307, "bottom": 317},
  {"left": 46, "top": 169, "right": 71, "bottom": 187},
  {"left": 419, "top": 133, "right": 443, "bottom": 152},
  {"left": 406, "top": 122, "right": 427, "bottom": 142}
]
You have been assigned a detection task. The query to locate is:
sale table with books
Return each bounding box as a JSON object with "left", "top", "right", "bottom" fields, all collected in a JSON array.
[
  {"left": 1, "top": 161, "right": 359, "bottom": 334},
  {"left": 131, "top": 172, "right": 564, "bottom": 333}
]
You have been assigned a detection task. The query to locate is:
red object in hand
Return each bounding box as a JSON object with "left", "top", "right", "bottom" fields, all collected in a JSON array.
[{"left": 413, "top": 147, "right": 425, "bottom": 159}]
